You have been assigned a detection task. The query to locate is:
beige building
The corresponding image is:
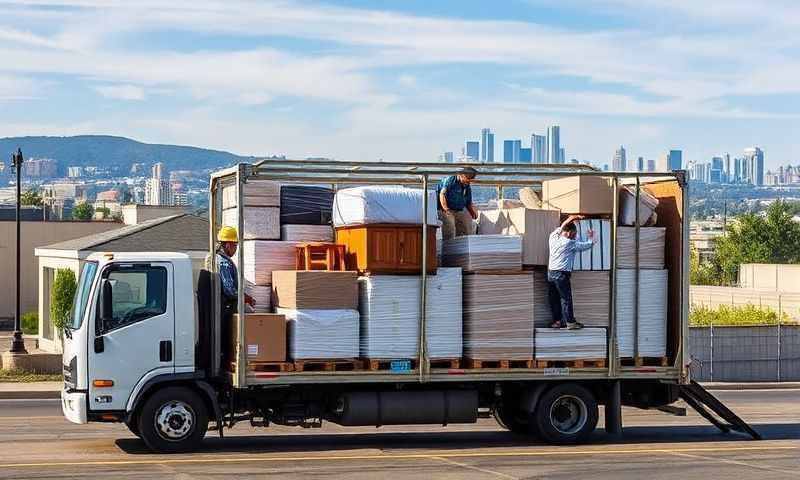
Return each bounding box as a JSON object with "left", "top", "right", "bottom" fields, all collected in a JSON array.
[{"left": 121, "top": 204, "right": 187, "bottom": 225}]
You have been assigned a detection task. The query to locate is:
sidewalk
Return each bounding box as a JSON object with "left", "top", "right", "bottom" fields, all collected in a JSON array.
[{"left": 0, "top": 381, "right": 798, "bottom": 400}]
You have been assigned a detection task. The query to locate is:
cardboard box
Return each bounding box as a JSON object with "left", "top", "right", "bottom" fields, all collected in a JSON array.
[
  {"left": 230, "top": 313, "right": 286, "bottom": 362},
  {"left": 478, "top": 208, "right": 560, "bottom": 266},
  {"left": 542, "top": 176, "right": 613, "bottom": 214},
  {"left": 272, "top": 271, "right": 358, "bottom": 309}
]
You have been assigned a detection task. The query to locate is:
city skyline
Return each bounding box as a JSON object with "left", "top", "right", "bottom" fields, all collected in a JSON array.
[{"left": 0, "top": 1, "right": 797, "bottom": 168}]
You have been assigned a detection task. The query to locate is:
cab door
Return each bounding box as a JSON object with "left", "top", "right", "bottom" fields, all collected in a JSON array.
[{"left": 88, "top": 262, "right": 174, "bottom": 411}]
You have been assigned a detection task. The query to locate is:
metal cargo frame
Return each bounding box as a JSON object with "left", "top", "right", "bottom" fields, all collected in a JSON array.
[{"left": 209, "top": 160, "right": 690, "bottom": 388}]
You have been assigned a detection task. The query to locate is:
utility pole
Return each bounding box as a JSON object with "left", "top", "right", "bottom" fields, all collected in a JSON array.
[{"left": 9, "top": 149, "right": 28, "bottom": 354}]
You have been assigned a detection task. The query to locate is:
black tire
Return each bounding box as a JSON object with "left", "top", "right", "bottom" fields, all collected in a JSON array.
[
  {"left": 494, "top": 399, "right": 541, "bottom": 437},
  {"left": 137, "top": 386, "right": 208, "bottom": 453},
  {"left": 534, "top": 383, "right": 598, "bottom": 445},
  {"left": 125, "top": 418, "right": 141, "bottom": 438}
]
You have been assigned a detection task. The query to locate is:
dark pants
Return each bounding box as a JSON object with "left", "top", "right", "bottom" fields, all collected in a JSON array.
[{"left": 547, "top": 270, "right": 575, "bottom": 326}]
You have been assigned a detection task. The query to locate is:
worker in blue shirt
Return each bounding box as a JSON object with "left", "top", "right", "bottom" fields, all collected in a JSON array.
[
  {"left": 216, "top": 226, "right": 255, "bottom": 321},
  {"left": 547, "top": 215, "right": 595, "bottom": 330},
  {"left": 437, "top": 167, "right": 478, "bottom": 240}
]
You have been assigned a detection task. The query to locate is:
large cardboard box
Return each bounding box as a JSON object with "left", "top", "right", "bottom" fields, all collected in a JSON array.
[
  {"left": 272, "top": 271, "right": 358, "bottom": 309},
  {"left": 478, "top": 208, "right": 560, "bottom": 266},
  {"left": 542, "top": 176, "right": 613, "bottom": 214},
  {"left": 230, "top": 314, "right": 286, "bottom": 362}
]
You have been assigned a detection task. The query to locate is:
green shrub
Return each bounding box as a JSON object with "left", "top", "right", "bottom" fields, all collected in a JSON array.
[
  {"left": 51, "top": 268, "right": 77, "bottom": 334},
  {"left": 21, "top": 311, "right": 38, "bottom": 335},
  {"left": 690, "top": 304, "right": 794, "bottom": 326}
]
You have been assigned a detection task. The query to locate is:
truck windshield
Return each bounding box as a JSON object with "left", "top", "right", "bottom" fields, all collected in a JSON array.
[{"left": 69, "top": 262, "right": 97, "bottom": 330}]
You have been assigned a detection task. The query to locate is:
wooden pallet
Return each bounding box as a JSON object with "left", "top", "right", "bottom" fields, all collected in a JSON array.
[
  {"left": 621, "top": 356, "right": 670, "bottom": 367},
  {"left": 429, "top": 358, "right": 461, "bottom": 369},
  {"left": 462, "top": 358, "right": 535, "bottom": 369},
  {"left": 365, "top": 359, "right": 418, "bottom": 371},
  {"left": 229, "top": 361, "right": 295, "bottom": 373},
  {"left": 462, "top": 270, "right": 529, "bottom": 275},
  {"left": 293, "top": 358, "right": 364, "bottom": 372},
  {"left": 534, "top": 359, "right": 607, "bottom": 368}
]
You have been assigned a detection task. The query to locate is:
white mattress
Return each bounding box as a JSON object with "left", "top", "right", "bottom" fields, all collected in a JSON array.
[
  {"left": 358, "top": 268, "right": 462, "bottom": 359},
  {"left": 240, "top": 240, "right": 298, "bottom": 286},
  {"left": 222, "top": 207, "right": 280, "bottom": 240},
  {"left": 280, "top": 224, "right": 334, "bottom": 242},
  {"left": 332, "top": 186, "right": 439, "bottom": 227},
  {"left": 616, "top": 269, "right": 667, "bottom": 357},
  {"left": 277, "top": 308, "right": 360, "bottom": 360},
  {"left": 534, "top": 327, "right": 608, "bottom": 360}
]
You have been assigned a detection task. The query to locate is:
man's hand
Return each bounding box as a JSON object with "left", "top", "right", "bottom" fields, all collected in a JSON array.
[
  {"left": 245, "top": 294, "right": 256, "bottom": 308},
  {"left": 468, "top": 204, "right": 478, "bottom": 220},
  {"left": 587, "top": 228, "right": 595, "bottom": 240}
]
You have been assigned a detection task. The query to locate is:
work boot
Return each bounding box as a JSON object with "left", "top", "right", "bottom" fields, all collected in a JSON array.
[{"left": 566, "top": 321, "right": 584, "bottom": 330}]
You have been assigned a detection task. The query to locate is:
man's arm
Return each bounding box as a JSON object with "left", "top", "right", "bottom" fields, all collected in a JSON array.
[
  {"left": 439, "top": 190, "right": 450, "bottom": 212},
  {"left": 560, "top": 214, "right": 585, "bottom": 230},
  {"left": 465, "top": 185, "right": 477, "bottom": 219},
  {"left": 467, "top": 203, "right": 478, "bottom": 220},
  {"left": 574, "top": 228, "right": 596, "bottom": 252}
]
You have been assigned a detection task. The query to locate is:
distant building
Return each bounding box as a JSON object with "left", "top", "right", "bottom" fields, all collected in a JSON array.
[
  {"left": 23, "top": 158, "right": 58, "bottom": 178},
  {"left": 558, "top": 147, "right": 565, "bottom": 164},
  {"left": 67, "top": 166, "right": 83, "bottom": 178},
  {"left": 646, "top": 159, "right": 656, "bottom": 172},
  {"left": 547, "top": 125, "right": 560, "bottom": 164},
  {"left": 520, "top": 148, "right": 532, "bottom": 163},
  {"left": 668, "top": 150, "right": 682, "bottom": 170},
  {"left": 503, "top": 140, "right": 521, "bottom": 163},
  {"left": 42, "top": 182, "right": 86, "bottom": 201},
  {"left": 96, "top": 190, "right": 118, "bottom": 202},
  {"left": 465, "top": 141, "right": 480, "bottom": 162},
  {"left": 743, "top": 147, "right": 764, "bottom": 186},
  {"left": 613, "top": 145, "right": 627, "bottom": 171},
  {"left": 130, "top": 163, "right": 146, "bottom": 175},
  {"left": 569, "top": 158, "right": 579, "bottom": 164},
  {"left": 724, "top": 153, "right": 731, "bottom": 182},
  {"left": 531, "top": 134, "right": 547, "bottom": 164},
  {"left": 439, "top": 151, "right": 454, "bottom": 163},
  {"left": 480, "top": 128, "right": 495, "bottom": 163},
  {"left": 145, "top": 162, "right": 172, "bottom": 206}
]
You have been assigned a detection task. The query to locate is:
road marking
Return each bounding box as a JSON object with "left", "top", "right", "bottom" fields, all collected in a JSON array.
[
  {"left": 432, "top": 456, "right": 519, "bottom": 480},
  {"left": 0, "top": 445, "right": 795, "bottom": 469},
  {"left": 669, "top": 451, "right": 800, "bottom": 476}
]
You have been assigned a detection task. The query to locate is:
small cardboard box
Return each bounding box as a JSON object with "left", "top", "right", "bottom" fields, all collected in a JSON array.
[
  {"left": 231, "top": 313, "right": 286, "bottom": 362},
  {"left": 272, "top": 271, "right": 358, "bottom": 309},
  {"left": 542, "top": 176, "right": 614, "bottom": 214},
  {"left": 478, "top": 208, "right": 560, "bottom": 266}
]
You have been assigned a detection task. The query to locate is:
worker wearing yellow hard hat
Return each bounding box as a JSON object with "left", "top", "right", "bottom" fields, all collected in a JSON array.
[{"left": 215, "top": 226, "right": 255, "bottom": 322}]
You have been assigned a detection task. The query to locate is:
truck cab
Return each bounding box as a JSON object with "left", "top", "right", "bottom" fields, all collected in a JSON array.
[{"left": 61, "top": 252, "right": 209, "bottom": 449}]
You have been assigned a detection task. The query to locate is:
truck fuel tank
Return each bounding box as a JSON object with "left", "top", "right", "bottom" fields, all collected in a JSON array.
[{"left": 332, "top": 390, "right": 478, "bottom": 426}]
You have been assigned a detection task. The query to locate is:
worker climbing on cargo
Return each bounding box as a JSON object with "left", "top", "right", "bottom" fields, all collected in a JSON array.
[
  {"left": 216, "top": 226, "right": 256, "bottom": 325},
  {"left": 437, "top": 166, "right": 479, "bottom": 240},
  {"left": 547, "top": 214, "right": 595, "bottom": 330}
]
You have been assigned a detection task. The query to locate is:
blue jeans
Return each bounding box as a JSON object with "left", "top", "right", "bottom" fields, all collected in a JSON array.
[{"left": 547, "top": 270, "right": 574, "bottom": 326}]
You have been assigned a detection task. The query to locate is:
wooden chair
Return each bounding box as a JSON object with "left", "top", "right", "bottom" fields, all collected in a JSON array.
[{"left": 295, "top": 242, "right": 347, "bottom": 271}]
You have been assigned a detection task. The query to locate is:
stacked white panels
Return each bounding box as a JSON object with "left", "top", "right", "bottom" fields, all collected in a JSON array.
[
  {"left": 240, "top": 240, "right": 298, "bottom": 285},
  {"left": 222, "top": 180, "right": 281, "bottom": 209},
  {"left": 332, "top": 186, "right": 438, "bottom": 227},
  {"left": 222, "top": 207, "right": 280, "bottom": 240},
  {"left": 616, "top": 227, "right": 666, "bottom": 269},
  {"left": 534, "top": 327, "right": 607, "bottom": 361},
  {"left": 533, "top": 271, "right": 610, "bottom": 327},
  {"left": 245, "top": 282, "right": 271, "bottom": 313},
  {"left": 358, "top": 268, "right": 462, "bottom": 359},
  {"left": 616, "top": 269, "right": 667, "bottom": 357},
  {"left": 442, "top": 235, "right": 522, "bottom": 271},
  {"left": 280, "top": 225, "right": 334, "bottom": 242},
  {"left": 277, "top": 308, "right": 360, "bottom": 359},
  {"left": 572, "top": 220, "right": 611, "bottom": 270}
]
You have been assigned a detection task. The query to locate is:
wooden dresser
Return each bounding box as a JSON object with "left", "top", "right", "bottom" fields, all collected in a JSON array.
[{"left": 335, "top": 224, "right": 438, "bottom": 274}]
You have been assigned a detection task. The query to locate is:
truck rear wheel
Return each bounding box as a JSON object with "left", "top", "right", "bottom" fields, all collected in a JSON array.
[
  {"left": 137, "top": 386, "right": 208, "bottom": 453},
  {"left": 494, "top": 401, "right": 539, "bottom": 437},
  {"left": 534, "top": 383, "right": 598, "bottom": 445}
]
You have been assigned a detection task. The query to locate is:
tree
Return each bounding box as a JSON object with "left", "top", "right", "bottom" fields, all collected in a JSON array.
[
  {"left": 690, "top": 247, "right": 719, "bottom": 285},
  {"left": 710, "top": 200, "right": 800, "bottom": 285},
  {"left": 72, "top": 202, "right": 94, "bottom": 220},
  {"left": 20, "top": 189, "right": 42, "bottom": 207},
  {"left": 95, "top": 206, "right": 111, "bottom": 219},
  {"left": 50, "top": 269, "right": 77, "bottom": 334}
]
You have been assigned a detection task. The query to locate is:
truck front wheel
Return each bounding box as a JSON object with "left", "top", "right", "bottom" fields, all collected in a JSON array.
[
  {"left": 137, "top": 386, "right": 209, "bottom": 453},
  {"left": 534, "top": 383, "right": 598, "bottom": 445}
]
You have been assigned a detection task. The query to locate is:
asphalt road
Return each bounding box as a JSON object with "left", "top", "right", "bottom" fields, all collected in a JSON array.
[{"left": 0, "top": 390, "right": 797, "bottom": 479}]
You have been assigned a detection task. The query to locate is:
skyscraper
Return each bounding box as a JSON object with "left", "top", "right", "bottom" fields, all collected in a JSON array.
[
  {"left": 724, "top": 153, "right": 731, "bottom": 183},
  {"left": 465, "top": 141, "right": 480, "bottom": 161},
  {"left": 558, "top": 147, "right": 565, "bottom": 164},
  {"left": 531, "top": 134, "right": 547, "bottom": 163},
  {"left": 480, "top": 128, "right": 495, "bottom": 162},
  {"left": 734, "top": 157, "right": 742, "bottom": 183},
  {"left": 503, "top": 140, "right": 521, "bottom": 163},
  {"left": 145, "top": 162, "right": 172, "bottom": 206},
  {"left": 668, "top": 150, "right": 682, "bottom": 170},
  {"left": 439, "top": 151, "right": 454, "bottom": 163},
  {"left": 646, "top": 159, "right": 656, "bottom": 172},
  {"left": 547, "top": 125, "right": 560, "bottom": 164},
  {"left": 613, "top": 146, "right": 627, "bottom": 171},
  {"left": 520, "top": 148, "right": 532, "bottom": 163},
  {"left": 743, "top": 147, "right": 764, "bottom": 185}
]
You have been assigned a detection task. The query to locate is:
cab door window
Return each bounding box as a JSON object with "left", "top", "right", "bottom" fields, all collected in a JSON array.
[{"left": 99, "top": 266, "right": 167, "bottom": 334}]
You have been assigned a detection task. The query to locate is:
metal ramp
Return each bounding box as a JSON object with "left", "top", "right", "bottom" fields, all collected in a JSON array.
[{"left": 679, "top": 380, "right": 762, "bottom": 440}]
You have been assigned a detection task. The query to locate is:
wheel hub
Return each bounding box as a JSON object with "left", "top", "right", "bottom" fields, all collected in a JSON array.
[
  {"left": 155, "top": 401, "right": 195, "bottom": 440},
  {"left": 549, "top": 395, "right": 588, "bottom": 435}
]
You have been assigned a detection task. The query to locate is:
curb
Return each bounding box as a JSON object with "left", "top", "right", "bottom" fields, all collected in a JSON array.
[{"left": 0, "top": 390, "right": 60, "bottom": 400}]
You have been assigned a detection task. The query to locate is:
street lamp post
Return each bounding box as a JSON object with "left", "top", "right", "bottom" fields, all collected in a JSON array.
[{"left": 9, "top": 149, "right": 28, "bottom": 354}]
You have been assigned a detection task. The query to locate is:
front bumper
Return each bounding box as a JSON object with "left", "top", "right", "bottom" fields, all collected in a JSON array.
[{"left": 61, "top": 388, "right": 87, "bottom": 424}]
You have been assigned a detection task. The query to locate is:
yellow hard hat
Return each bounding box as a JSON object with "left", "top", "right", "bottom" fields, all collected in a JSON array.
[{"left": 217, "top": 226, "right": 238, "bottom": 243}]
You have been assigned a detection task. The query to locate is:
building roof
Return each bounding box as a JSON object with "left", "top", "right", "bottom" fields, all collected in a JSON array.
[{"left": 41, "top": 213, "right": 209, "bottom": 253}]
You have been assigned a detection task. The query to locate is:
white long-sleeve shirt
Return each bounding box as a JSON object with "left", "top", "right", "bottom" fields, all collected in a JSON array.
[{"left": 548, "top": 227, "right": 594, "bottom": 272}]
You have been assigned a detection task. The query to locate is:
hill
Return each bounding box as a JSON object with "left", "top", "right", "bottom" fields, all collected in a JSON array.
[{"left": 0, "top": 135, "right": 250, "bottom": 173}]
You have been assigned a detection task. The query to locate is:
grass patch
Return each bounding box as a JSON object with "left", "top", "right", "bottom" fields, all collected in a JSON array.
[
  {"left": 690, "top": 304, "right": 799, "bottom": 327},
  {"left": 0, "top": 369, "right": 62, "bottom": 383}
]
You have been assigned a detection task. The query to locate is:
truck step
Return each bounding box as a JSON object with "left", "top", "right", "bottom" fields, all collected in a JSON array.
[
  {"left": 534, "top": 359, "right": 607, "bottom": 368},
  {"left": 621, "top": 356, "right": 669, "bottom": 367},
  {"left": 293, "top": 358, "right": 364, "bottom": 372},
  {"left": 462, "top": 358, "right": 534, "bottom": 369}
]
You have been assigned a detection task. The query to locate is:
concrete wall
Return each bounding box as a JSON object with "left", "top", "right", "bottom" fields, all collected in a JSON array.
[
  {"left": 690, "top": 285, "right": 800, "bottom": 320},
  {"left": 738, "top": 263, "right": 800, "bottom": 292},
  {"left": 689, "top": 325, "right": 800, "bottom": 382},
  {"left": 0, "top": 221, "right": 120, "bottom": 321},
  {"left": 121, "top": 205, "right": 186, "bottom": 225}
]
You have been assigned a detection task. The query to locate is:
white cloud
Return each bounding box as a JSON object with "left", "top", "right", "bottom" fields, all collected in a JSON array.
[{"left": 94, "top": 84, "right": 146, "bottom": 100}]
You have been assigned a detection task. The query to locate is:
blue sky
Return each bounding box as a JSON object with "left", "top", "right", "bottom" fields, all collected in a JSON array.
[{"left": 0, "top": 0, "right": 798, "bottom": 169}]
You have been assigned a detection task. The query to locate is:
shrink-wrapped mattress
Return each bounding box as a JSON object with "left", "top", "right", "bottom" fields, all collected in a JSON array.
[
  {"left": 333, "top": 186, "right": 438, "bottom": 227},
  {"left": 277, "top": 308, "right": 360, "bottom": 360}
]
